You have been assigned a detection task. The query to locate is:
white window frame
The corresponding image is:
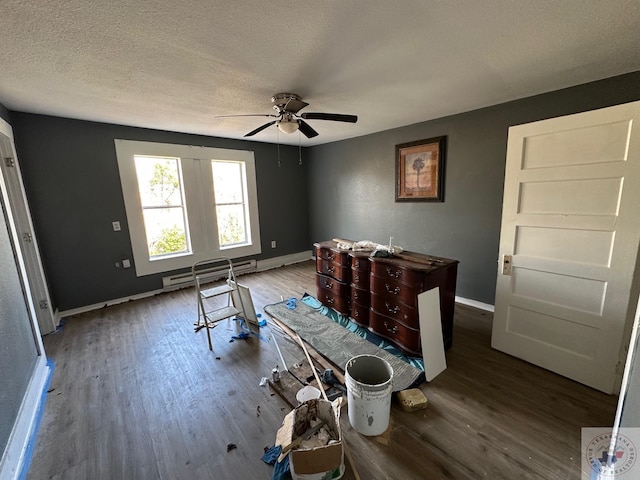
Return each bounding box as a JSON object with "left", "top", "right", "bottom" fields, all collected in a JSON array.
[
  {"left": 212, "top": 160, "right": 250, "bottom": 248},
  {"left": 115, "top": 140, "right": 261, "bottom": 276}
]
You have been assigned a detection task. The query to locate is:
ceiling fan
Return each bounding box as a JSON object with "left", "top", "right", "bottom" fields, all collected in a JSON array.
[{"left": 217, "top": 93, "right": 358, "bottom": 138}]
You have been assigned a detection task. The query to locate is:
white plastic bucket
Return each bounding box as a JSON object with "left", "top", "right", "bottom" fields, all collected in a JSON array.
[{"left": 345, "top": 355, "right": 394, "bottom": 436}]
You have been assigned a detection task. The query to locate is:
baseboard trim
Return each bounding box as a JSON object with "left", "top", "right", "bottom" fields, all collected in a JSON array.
[
  {"left": 17, "top": 359, "right": 54, "bottom": 480},
  {"left": 0, "top": 357, "right": 52, "bottom": 480},
  {"left": 52, "top": 309, "right": 62, "bottom": 329},
  {"left": 455, "top": 296, "right": 495, "bottom": 313},
  {"left": 56, "top": 251, "right": 314, "bottom": 319},
  {"left": 256, "top": 251, "right": 313, "bottom": 271},
  {"left": 56, "top": 288, "right": 166, "bottom": 319}
]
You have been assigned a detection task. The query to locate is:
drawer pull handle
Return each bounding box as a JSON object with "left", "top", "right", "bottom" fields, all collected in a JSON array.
[
  {"left": 325, "top": 296, "right": 334, "bottom": 305},
  {"left": 386, "top": 267, "right": 402, "bottom": 278},
  {"left": 383, "top": 321, "right": 398, "bottom": 334},
  {"left": 354, "top": 310, "right": 360, "bottom": 317},
  {"left": 326, "top": 253, "right": 334, "bottom": 260},
  {"left": 385, "top": 284, "right": 400, "bottom": 295},
  {"left": 354, "top": 260, "right": 360, "bottom": 267},
  {"left": 327, "top": 266, "right": 335, "bottom": 273},
  {"left": 324, "top": 280, "right": 333, "bottom": 288},
  {"left": 354, "top": 274, "right": 360, "bottom": 283},
  {"left": 385, "top": 302, "right": 400, "bottom": 314},
  {"left": 353, "top": 291, "right": 359, "bottom": 300}
]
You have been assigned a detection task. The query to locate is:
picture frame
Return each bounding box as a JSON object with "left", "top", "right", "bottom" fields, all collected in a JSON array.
[{"left": 395, "top": 136, "right": 446, "bottom": 202}]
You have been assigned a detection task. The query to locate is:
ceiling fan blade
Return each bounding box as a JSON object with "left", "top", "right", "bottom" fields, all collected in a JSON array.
[
  {"left": 298, "top": 120, "right": 319, "bottom": 138},
  {"left": 272, "top": 93, "right": 309, "bottom": 114},
  {"left": 283, "top": 98, "right": 309, "bottom": 114},
  {"left": 216, "top": 114, "right": 277, "bottom": 118},
  {"left": 300, "top": 112, "right": 358, "bottom": 123},
  {"left": 244, "top": 120, "right": 276, "bottom": 137}
]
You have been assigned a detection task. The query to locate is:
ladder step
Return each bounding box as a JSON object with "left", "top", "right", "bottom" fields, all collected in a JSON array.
[
  {"left": 204, "top": 305, "right": 241, "bottom": 323},
  {"left": 200, "top": 284, "right": 234, "bottom": 298}
]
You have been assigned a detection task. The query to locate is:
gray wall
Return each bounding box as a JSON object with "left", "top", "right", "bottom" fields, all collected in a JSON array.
[
  {"left": 307, "top": 71, "right": 640, "bottom": 305},
  {"left": 8, "top": 72, "right": 640, "bottom": 311},
  {"left": 10, "top": 114, "right": 310, "bottom": 311}
]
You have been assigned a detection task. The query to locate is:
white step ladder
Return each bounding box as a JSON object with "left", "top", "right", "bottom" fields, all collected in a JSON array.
[{"left": 192, "top": 258, "right": 254, "bottom": 351}]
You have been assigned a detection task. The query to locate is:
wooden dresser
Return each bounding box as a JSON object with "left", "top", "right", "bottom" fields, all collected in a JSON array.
[
  {"left": 314, "top": 240, "right": 458, "bottom": 356},
  {"left": 314, "top": 241, "right": 352, "bottom": 316}
]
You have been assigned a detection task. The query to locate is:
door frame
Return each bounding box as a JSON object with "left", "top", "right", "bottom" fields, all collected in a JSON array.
[
  {"left": 0, "top": 117, "right": 51, "bottom": 480},
  {"left": 0, "top": 118, "right": 56, "bottom": 334}
]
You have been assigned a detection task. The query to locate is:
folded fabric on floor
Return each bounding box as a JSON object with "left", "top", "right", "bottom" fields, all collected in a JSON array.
[
  {"left": 261, "top": 445, "right": 290, "bottom": 480},
  {"left": 264, "top": 297, "right": 425, "bottom": 391}
]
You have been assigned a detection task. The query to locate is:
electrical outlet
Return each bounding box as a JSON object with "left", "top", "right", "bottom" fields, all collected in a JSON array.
[
  {"left": 122, "top": 259, "right": 131, "bottom": 268},
  {"left": 112, "top": 221, "right": 121, "bottom": 231},
  {"left": 271, "top": 240, "right": 277, "bottom": 248}
]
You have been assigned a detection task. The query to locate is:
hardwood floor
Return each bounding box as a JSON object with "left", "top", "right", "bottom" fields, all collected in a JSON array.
[{"left": 27, "top": 260, "right": 617, "bottom": 480}]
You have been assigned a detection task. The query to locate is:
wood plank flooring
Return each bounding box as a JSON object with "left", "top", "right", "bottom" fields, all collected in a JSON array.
[{"left": 27, "top": 260, "right": 618, "bottom": 479}]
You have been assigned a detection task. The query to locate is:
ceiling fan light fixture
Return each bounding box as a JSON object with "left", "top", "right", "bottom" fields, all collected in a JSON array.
[{"left": 277, "top": 118, "right": 299, "bottom": 134}]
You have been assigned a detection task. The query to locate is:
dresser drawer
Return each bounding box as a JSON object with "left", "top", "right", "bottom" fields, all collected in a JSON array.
[
  {"left": 315, "top": 245, "right": 350, "bottom": 266},
  {"left": 350, "top": 252, "right": 370, "bottom": 287},
  {"left": 370, "top": 258, "right": 425, "bottom": 287},
  {"left": 350, "top": 302, "right": 370, "bottom": 327},
  {"left": 350, "top": 286, "right": 370, "bottom": 308},
  {"left": 351, "top": 269, "right": 370, "bottom": 289},
  {"left": 369, "top": 309, "right": 421, "bottom": 355},
  {"left": 317, "top": 259, "right": 351, "bottom": 283},
  {"left": 316, "top": 273, "right": 349, "bottom": 296},
  {"left": 369, "top": 274, "right": 419, "bottom": 307},
  {"left": 350, "top": 252, "right": 371, "bottom": 271},
  {"left": 316, "top": 286, "right": 350, "bottom": 316},
  {"left": 370, "top": 292, "right": 418, "bottom": 329}
]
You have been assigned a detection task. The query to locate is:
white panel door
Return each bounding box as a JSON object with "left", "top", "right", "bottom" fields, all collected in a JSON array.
[{"left": 492, "top": 101, "right": 640, "bottom": 394}]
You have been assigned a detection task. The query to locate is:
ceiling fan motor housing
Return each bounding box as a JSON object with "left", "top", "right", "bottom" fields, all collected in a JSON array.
[{"left": 271, "top": 93, "right": 308, "bottom": 114}]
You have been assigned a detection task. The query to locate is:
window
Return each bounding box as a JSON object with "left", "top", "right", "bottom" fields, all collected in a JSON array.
[
  {"left": 135, "top": 155, "right": 190, "bottom": 258},
  {"left": 212, "top": 161, "right": 248, "bottom": 248},
  {"left": 115, "top": 140, "right": 261, "bottom": 276}
]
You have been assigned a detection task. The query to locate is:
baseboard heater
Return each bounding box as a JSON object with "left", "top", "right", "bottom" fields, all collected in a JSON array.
[{"left": 162, "top": 259, "right": 257, "bottom": 289}]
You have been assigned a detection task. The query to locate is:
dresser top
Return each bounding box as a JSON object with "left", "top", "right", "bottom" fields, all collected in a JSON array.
[
  {"left": 313, "top": 240, "right": 458, "bottom": 271},
  {"left": 371, "top": 253, "right": 458, "bottom": 273}
]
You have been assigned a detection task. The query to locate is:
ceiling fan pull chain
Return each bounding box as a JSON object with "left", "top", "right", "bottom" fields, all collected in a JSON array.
[
  {"left": 277, "top": 128, "right": 281, "bottom": 168},
  {"left": 298, "top": 130, "right": 302, "bottom": 165}
]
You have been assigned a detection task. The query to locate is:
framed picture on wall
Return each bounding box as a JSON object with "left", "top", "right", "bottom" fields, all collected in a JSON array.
[{"left": 395, "top": 136, "right": 446, "bottom": 202}]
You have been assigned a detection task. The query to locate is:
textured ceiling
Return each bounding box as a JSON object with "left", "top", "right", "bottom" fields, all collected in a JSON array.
[{"left": 1, "top": 0, "right": 640, "bottom": 146}]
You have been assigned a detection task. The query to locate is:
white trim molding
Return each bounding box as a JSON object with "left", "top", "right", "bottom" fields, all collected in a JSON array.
[
  {"left": 56, "top": 252, "right": 313, "bottom": 319},
  {"left": 0, "top": 357, "right": 51, "bottom": 480},
  {"left": 455, "top": 296, "right": 495, "bottom": 313},
  {"left": 114, "top": 140, "right": 262, "bottom": 276},
  {"left": 256, "top": 250, "right": 312, "bottom": 271}
]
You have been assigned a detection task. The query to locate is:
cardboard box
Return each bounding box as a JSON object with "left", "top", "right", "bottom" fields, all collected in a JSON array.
[{"left": 275, "top": 398, "right": 344, "bottom": 480}]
